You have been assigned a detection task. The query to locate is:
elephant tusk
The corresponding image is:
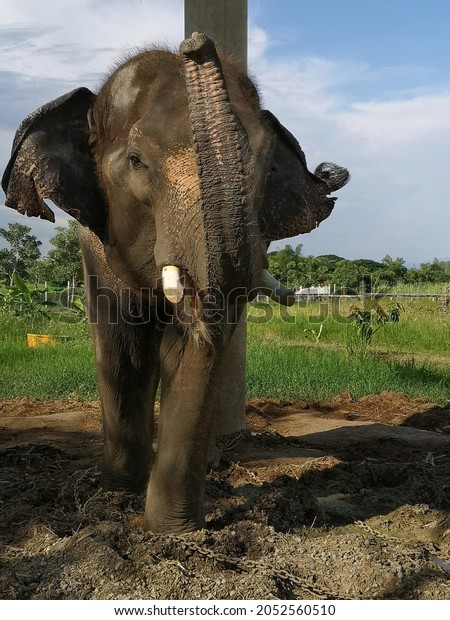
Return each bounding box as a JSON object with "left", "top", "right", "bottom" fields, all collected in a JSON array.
[
  {"left": 162, "top": 266, "right": 184, "bottom": 304},
  {"left": 257, "top": 269, "right": 295, "bottom": 307}
]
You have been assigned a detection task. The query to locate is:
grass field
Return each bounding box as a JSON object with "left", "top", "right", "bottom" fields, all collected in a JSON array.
[
  {"left": 0, "top": 297, "right": 449, "bottom": 404},
  {"left": 247, "top": 298, "right": 449, "bottom": 404},
  {"left": 0, "top": 315, "right": 97, "bottom": 400}
]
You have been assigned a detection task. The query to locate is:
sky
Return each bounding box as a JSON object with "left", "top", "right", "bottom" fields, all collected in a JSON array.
[{"left": 1, "top": 0, "right": 449, "bottom": 264}]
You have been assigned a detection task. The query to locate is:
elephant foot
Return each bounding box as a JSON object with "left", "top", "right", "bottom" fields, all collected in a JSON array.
[
  {"left": 143, "top": 476, "right": 205, "bottom": 533},
  {"left": 143, "top": 497, "right": 204, "bottom": 533},
  {"left": 102, "top": 464, "right": 151, "bottom": 494},
  {"left": 143, "top": 513, "right": 202, "bottom": 534}
]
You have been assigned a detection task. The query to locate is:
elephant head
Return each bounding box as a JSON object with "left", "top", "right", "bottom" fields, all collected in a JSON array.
[
  {"left": 2, "top": 33, "right": 349, "bottom": 532},
  {"left": 2, "top": 32, "right": 348, "bottom": 315}
]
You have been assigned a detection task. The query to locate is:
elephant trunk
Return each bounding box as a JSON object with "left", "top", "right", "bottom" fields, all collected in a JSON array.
[{"left": 180, "top": 32, "right": 254, "bottom": 302}]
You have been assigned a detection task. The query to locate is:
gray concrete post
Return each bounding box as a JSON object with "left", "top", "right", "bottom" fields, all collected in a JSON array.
[
  {"left": 184, "top": 0, "right": 247, "bottom": 71},
  {"left": 184, "top": 0, "right": 248, "bottom": 436}
]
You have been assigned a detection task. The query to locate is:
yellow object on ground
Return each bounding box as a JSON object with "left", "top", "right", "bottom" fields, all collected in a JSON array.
[{"left": 26, "top": 334, "right": 58, "bottom": 347}]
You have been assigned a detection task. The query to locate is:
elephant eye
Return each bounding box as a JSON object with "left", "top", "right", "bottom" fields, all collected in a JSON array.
[{"left": 128, "top": 153, "right": 148, "bottom": 170}]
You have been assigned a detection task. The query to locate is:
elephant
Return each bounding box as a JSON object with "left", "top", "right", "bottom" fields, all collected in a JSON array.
[{"left": 2, "top": 32, "right": 349, "bottom": 533}]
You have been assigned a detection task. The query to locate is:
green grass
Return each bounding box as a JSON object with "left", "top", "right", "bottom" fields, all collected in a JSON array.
[
  {"left": 385, "top": 282, "right": 449, "bottom": 295},
  {"left": 248, "top": 298, "right": 450, "bottom": 355},
  {"left": 246, "top": 299, "right": 449, "bottom": 405},
  {"left": 0, "top": 298, "right": 449, "bottom": 404},
  {"left": 0, "top": 315, "right": 97, "bottom": 400},
  {"left": 246, "top": 334, "right": 449, "bottom": 404}
]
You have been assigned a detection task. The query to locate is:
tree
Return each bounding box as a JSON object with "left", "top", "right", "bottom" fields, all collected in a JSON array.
[
  {"left": 416, "top": 259, "right": 448, "bottom": 283},
  {"left": 296, "top": 255, "right": 316, "bottom": 288},
  {"left": 267, "top": 245, "right": 302, "bottom": 286},
  {"left": 44, "top": 221, "right": 83, "bottom": 286},
  {"left": 311, "top": 256, "right": 333, "bottom": 285},
  {"left": 28, "top": 257, "right": 53, "bottom": 286},
  {"left": 376, "top": 255, "right": 407, "bottom": 287},
  {"left": 0, "top": 223, "right": 42, "bottom": 285},
  {"left": 267, "top": 247, "right": 449, "bottom": 292},
  {"left": 332, "top": 260, "right": 367, "bottom": 293}
]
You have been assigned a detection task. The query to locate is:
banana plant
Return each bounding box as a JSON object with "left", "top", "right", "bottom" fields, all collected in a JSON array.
[
  {"left": 0, "top": 274, "right": 54, "bottom": 321},
  {"left": 346, "top": 301, "right": 403, "bottom": 358}
]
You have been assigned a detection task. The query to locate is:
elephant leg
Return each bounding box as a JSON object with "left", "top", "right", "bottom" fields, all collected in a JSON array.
[
  {"left": 144, "top": 323, "right": 226, "bottom": 533},
  {"left": 93, "top": 320, "right": 160, "bottom": 493},
  {"left": 81, "top": 228, "right": 162, "bottom": 493},
  {"left": 87, "top": 283, "right": 161, "bottom": 493}
]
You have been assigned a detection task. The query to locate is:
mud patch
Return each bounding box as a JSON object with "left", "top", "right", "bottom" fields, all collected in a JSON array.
[{"left": 0, "top": 394, "right": 449, "bottom": 600}]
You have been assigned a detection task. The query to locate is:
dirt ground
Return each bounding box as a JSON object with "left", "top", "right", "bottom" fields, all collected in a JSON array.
[{"left": 0, "top": 391, "right": 449, "bottom": 600}]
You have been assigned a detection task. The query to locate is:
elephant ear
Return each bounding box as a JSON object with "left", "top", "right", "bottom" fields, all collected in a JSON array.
[
  {"left": 260, "top": 110, "right": 336, "bottom": 243},
  {"left": 2, "top": 87, "right": 107, "bottom": 240}
]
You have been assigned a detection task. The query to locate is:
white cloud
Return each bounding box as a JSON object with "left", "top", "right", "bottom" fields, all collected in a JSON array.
[
  {"left": 0, "top": 0, "right": 184, "bottom": 82},
  {"left": 252, "top": 56, "right": 342, "bottom": 118},
  {"left": 341, "top": 94, "right": 450, "bottom": 149},
  {"left": 250, "top": 47, "right": 450, "bottom": 262},
  {"left": 334, "top": 92, "right": 450, "bottom": 261},
  {"left": 248, "top": 26, "right": 269, "bottom": 64}
]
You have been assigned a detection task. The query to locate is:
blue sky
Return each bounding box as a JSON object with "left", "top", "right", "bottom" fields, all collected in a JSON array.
[
  {"left": 1, "top": 0, "right": 449, "bottom": 263},
  {"left": 255, "top": 0, "right": 450, "bottom": 71}
]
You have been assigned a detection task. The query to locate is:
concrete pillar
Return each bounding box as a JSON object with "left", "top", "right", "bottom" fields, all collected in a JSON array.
[
  {"left": 184, "top": 0, "right": 248, "bottom": 436},
  {"left": 213, "top": 311, "right": 247, "bottom": 436},
  {"left": 184, "top": 0, "right": 248, "bottom": 72}
]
